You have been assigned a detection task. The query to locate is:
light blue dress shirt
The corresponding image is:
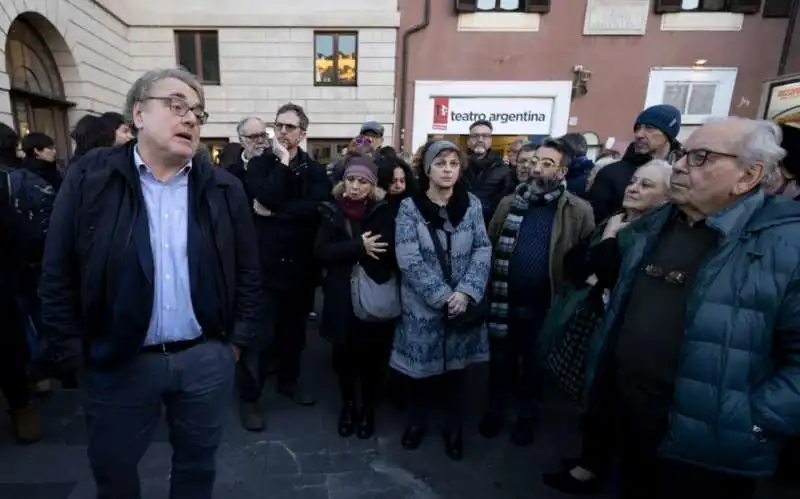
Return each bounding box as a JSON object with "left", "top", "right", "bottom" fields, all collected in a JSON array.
[{"left": 135, "top": 148, "right": 203, "bottom": 345}]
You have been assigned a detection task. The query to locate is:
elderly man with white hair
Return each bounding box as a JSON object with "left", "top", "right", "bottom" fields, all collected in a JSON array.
[
  {"left": 581, "top": 117, "right": 800, "bottom": 499},
  {"left": 39, "top": 67, "right": 264, "bottom": 499}
]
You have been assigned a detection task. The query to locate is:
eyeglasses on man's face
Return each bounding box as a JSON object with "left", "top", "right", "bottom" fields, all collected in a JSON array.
[
  {"left": 673, "top": 148, "right": 739, "bottom": 168},
  {"left": 144, "top": 96, "right": 209, "bottom": 125}
]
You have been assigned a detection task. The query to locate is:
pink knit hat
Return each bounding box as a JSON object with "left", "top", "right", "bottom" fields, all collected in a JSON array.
[{"left": 343, "top": 156, "right": 378, "bottom": 185}]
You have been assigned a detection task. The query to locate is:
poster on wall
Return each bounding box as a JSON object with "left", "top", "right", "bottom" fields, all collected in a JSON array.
[
  {"left": 762, "top": 75, "right": 800, "bottom": 128},
  {"left": 430, "top": 97, "right": 554, "bottom": 135}
]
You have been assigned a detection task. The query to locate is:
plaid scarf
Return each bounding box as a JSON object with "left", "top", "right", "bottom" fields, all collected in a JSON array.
[{"left": 487, "top": 180, "right": 566, "bottom": 339}]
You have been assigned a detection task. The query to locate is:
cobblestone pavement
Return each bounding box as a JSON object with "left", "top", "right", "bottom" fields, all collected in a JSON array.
[{"left": 0, "top": 325, "right": 798, "bottom": 499}]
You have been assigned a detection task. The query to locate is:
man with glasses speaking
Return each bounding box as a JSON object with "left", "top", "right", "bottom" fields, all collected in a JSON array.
[
  {"left": 39, "top": 67, "right": 264, "bottom": 499},
  {"left": 238, "top": 103, "right": 330, "bottom": 431}
]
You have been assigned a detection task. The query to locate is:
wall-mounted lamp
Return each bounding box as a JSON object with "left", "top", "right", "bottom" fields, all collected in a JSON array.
[
  {"left": 693, "top": 59, "right": 708, "bottom": 69},
  {"left": 572, "top": 64, "right": 592, "bottom": 98}
]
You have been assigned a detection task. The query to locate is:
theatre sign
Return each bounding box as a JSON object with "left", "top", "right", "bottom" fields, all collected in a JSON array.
[{"left": 430, "top": 96, "right": 554, "bottom": 135}]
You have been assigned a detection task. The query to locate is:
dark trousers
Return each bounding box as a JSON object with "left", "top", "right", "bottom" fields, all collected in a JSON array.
[
  {"left": 239, "top": 287, "right": 313, "bottom": 402},
  {"left": 578, "top": 362, "right": 617, "bottom": 476},
  {"left": 332, "top": 316, "right": 394, "bottom": 408},
  {"left": 486, "top": 314, "right": 544, "bottom": 420},
  {"left": 19, "top": 265, "right": 47, "bottom": 380},
  {"left": 84, "top": 341, "right": 235, "bottom": 499},
  {"left": 406, "top": 369, "right": 466, "bottom": 433},
  {"left": 0, "top": 299, "right": 31, "bottom": 410},
  {"left": 615, "top": 382, "right": 756, "bottom": 499}
]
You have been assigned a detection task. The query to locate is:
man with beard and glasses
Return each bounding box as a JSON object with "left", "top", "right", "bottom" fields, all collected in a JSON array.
[
  {"left": 462, "top": 120, "right": 512, "bottom": 225},
  {"left": 224, "top": 117, "right": 269, "bottom": 180},
  {"left": 588, "top": 105, "right": 681, "bottom": 223},
  {"left": 480, "top": 139, "right": 594, "bottom": 446}
]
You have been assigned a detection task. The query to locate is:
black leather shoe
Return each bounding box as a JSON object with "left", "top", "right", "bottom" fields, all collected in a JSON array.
[
  {"left": 442, "top": 430, "right": 463, "bottom": 461},
  {"left": 337, "top": 402, "right": 357, "bottom": 438},
  {"left": 542, "top": 467, "right": 604, "bottom": 495},
  {"left": 401, "top": 425, "right": 426, "bottom": 450},
  {"left": 356, "top": 408, "right": 375, "bottom": 439}
]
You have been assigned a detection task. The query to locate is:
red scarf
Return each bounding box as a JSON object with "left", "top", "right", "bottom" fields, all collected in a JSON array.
[{"left": 337, "top": 196, "right": 370, "bottom": 222}]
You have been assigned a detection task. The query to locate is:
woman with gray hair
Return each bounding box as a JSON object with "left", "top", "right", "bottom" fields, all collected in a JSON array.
[{"left": 390, "top": 139, "right": 492, "bottom": 461}]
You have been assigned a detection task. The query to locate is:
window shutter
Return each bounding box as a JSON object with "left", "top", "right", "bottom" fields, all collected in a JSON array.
[
  {"left": 729, "top": 0, "right": 764, "bottom": 14},
  {"left": 455, "top": 0, "right": 478, "bottom": 13},
  {"left": 653, "top": 0, "right": 684, "bottom": 14},
  {"left": 522, "top": 0, "right": 551, "bottom": 13},
  {"left": 763, "top": 0, "right": 792, "bottom": 17}
]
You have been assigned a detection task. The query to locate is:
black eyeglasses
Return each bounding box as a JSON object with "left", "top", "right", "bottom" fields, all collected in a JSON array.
[
  {"left": 675, "top": 148, "right": 739, "bottom": 168},
  {"left": 241, "top": 132, "right": 268, "bottom": 142},
  {"left": 643, "top": 264, "right": 687, "bottom": 285},
  {"left": 144, "top": 96, "right": 208, "bottom": 124}
]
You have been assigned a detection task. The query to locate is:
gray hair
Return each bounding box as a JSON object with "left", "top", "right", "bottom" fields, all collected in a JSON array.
[
  {"left": 638, "top": 158, "right": 673, "bottom": 190},
  {"left": 510, "top": 138, "right": 531, "bottom": 151},
  {"left": 124, "top": 67, "right": 205, "bottom": 129},
  {"left": 701, "top": 117, "right": 786, "bottom": 180},
  {"left": 236, "top": 116, "right": 266, "bottom": 136},
  {"left": 737, "top": 120, "right": 786, "bottom": 182}
]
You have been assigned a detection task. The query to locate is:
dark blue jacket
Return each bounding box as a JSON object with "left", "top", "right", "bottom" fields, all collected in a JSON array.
[
  {"left": 585, "top": 190, "right": 800, "bottom": 477},
  {"left": 566, "top": 155, "right": 594, "bottom": 199},
  {"left": 39, "top": 142, "right": 264, "bottom": 371}
]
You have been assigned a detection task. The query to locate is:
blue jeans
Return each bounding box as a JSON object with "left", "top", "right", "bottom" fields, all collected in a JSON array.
[{"left": 83, "top": 340, "right": 236, "bottom": 499}]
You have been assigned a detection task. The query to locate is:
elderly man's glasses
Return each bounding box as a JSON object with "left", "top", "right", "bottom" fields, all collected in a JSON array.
[
  {"left": 674, "top": 148, "right": 739, "bottom": 168},
  {"left": 144, "top": 96, "right": 208, "bottom": 124},
  {"left": 242, "top": 132, "right": 268, "bottom": 142}
]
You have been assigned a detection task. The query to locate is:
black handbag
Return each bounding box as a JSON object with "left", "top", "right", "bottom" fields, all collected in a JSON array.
[{"left": 426, "top": 224, "right": 489, "bottom": 331}]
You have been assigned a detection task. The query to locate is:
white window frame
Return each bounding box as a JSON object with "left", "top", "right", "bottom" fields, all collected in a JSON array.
[{"left": 644, "top": 67, "right": 737, "bottom": 126}]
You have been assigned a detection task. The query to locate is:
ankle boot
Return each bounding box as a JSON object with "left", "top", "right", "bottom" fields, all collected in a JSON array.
[
  {"left": 442, "top": 429, "right": 463, "bottom": 461},
  {"left": 10, "top": 405, "right": 42, "bottom": 444},
  {"left": 338, "top": 402, "right": 357, "bottom": 438},
  {"left": 356, "top": 407, "right": 375, "bottom": 439},
  {"left": 401, "top": 425, "right": 426, "bottom": 450}
]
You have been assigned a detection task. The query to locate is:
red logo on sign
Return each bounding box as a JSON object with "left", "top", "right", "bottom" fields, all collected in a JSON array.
[{"left": 432, "top": 97, "right": 449, "bottom": 130}]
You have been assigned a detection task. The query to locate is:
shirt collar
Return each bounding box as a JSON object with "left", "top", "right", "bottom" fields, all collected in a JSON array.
[
  {"left": 134, "top": 146, "right": 193, "bottom": 176},
  {"left": 241, "top": 149, "right": 250, "bottom": 170}
]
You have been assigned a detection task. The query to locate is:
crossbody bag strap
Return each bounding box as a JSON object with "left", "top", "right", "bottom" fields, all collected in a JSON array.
[{"left": 426, "top": 223, "right": 452, "bottom": 285}]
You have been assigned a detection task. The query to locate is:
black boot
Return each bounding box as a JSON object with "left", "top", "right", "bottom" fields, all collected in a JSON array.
[
  {"left": 442, "top": 430, "right": 463, "bottom": 461},
  {"left": 356, "top": 406, "right": 375, "bottom": 439},
  {"left": 337, "top": 402, "right": 357, "bottom": 438},
  {"left": 401, "top": 425, "right": 426, "bottom": 450}
]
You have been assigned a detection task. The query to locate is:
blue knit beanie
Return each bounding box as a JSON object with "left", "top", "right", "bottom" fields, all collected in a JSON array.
[{"left": 635, "top": 104, "right": 682, "bottom": 141}]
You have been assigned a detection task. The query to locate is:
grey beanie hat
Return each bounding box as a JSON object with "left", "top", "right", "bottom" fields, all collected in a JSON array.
[{"left": 423, "top": 140, "right": 460, "bottom": 175}]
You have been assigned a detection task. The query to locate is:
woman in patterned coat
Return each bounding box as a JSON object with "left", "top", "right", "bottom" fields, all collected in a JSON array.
[{"left": 389, "top": 139, "right": 492, "bottom": 461}]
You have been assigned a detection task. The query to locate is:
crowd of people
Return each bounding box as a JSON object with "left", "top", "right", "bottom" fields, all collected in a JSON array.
[{"left": 0, "top": 65, "right": 799, "bottom": 499}]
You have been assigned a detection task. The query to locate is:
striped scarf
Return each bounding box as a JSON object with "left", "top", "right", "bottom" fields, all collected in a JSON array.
[{"left": 487, "top": 180, "right": 566, "bottom": 339}]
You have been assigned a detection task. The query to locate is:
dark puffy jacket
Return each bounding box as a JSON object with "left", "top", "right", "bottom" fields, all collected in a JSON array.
[
  {"left": 585, "top": 190, "right": 800, "bottom": 477},
  {"left": 0, "top": 163, "right": 25, "bottom": 298},
  {"left": 566, "top": 155, "right": 594, "bottom": 199},
  {"left": 463, "top": 150, "right": 511, "bottom": 224}
]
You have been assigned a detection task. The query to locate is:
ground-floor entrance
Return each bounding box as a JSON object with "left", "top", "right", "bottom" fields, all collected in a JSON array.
[{"left": 11, "top": 91, "right": 71, "bottom": 159}]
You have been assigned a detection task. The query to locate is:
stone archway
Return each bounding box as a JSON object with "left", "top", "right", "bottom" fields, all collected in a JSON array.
[{"left": 2, "top": 10, "right": 81, "bottom": 157}]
